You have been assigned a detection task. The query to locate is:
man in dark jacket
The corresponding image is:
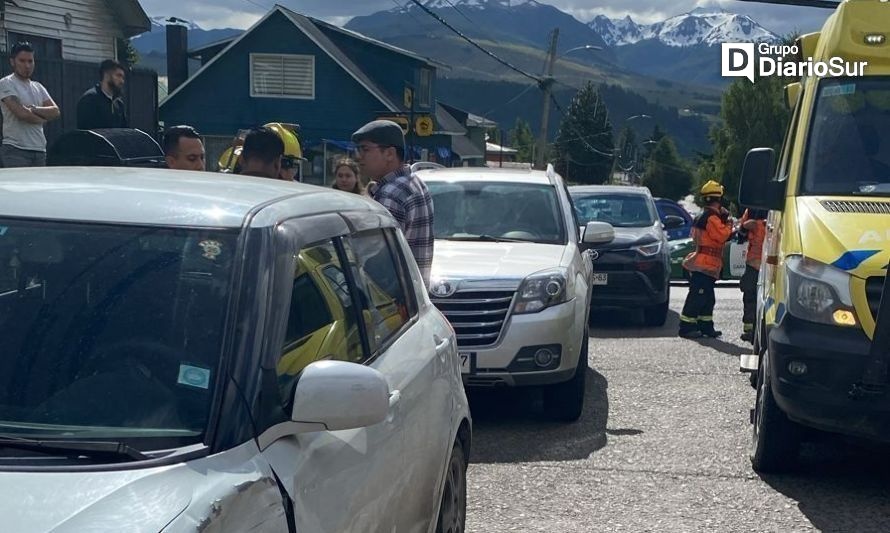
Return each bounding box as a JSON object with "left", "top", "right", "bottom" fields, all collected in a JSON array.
[{"left": 76, "top": 59, "right": 127, "bottom": 130}]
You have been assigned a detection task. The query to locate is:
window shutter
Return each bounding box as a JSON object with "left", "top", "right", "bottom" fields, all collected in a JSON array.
[{"left": 251, "top": 54, "right": 314, "bottom": 99}]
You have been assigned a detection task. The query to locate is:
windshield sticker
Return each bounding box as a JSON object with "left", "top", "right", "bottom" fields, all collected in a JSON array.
[
  {"left": 0, "top": 226, "right": 7, "bottom": 236},
  {"left": 198, "top": 240, "right": 223, "bottom": 260},
  {"left": 178, "top": 364, "right": 211, "bottom": 389},
  {"left": 821, "top": 83, "right": 856, "bottom": 98}
]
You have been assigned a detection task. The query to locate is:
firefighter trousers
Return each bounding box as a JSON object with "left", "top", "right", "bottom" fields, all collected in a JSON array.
[
  {"left": 740, "top": 265, "right": 758, "bottom": 332},
  {"left": 680, "top": 271, "right": 717, "bottom": 333}
]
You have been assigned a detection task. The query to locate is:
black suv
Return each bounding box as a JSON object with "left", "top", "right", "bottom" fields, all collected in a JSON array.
[{"left": 569, "top": 186, "right": 684, "bottom": 326}]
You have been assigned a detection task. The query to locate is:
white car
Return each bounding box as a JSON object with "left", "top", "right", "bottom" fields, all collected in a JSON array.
[
  {"left": 0, "top": 167, "right": 470, "bottom": 533},
  {"left": 420, "top": 165, "right": 614, "bottom": 421}
]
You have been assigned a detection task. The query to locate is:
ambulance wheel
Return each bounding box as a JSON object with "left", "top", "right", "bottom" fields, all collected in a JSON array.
[{"left": 750, "top": 353, "right": 801, "bottom": 473}]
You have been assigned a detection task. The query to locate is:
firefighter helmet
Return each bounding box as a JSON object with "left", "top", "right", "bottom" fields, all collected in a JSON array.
[
  {"left": 700, "top": 180, "right": 724, "bottom": 197},
  {"left": 217, "top": 122, "right": 303, "bottom": 173}
]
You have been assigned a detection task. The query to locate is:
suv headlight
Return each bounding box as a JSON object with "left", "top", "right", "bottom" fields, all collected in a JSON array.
[
  {"left": 514, "top": 268, "right": 569, "bottom": 314},
  {"left": 634, "top": 242, "right": 662, "bottom": 257},
  {"left": 784, "top": 255, "right": 857, "bottom": 327}
]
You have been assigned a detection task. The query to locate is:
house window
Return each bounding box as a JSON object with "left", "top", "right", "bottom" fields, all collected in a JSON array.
[
  {"left": 7, "top": 33, "right": 62, "bottom": 60},
  {"left": 418, "top": 68, "right": 432, "bottom": 107},
  {"left": 250, "top": 53, "right": 315, "bottom": 99}
]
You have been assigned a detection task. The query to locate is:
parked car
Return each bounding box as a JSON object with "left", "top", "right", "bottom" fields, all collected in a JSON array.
[
  {"left": 654, "top": 197, "right": 694, "bottom": 240},
  {"left": 569, "top": 185, "right": 684, "bottom": 326},
  {"left": 669, "top": 237, "right": 748, "bottom": 280},
  {"left": 0, "top": 167, "right": 470, "bottom": 532},
  {"left": 419, "top": 166, "right": 613, "bottom": 422}
]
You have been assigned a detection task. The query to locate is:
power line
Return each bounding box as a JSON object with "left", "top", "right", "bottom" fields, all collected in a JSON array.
[
  {"left": 406, "top": 0, "right": 541, "bottom": 84},
  {"left": 482, "top": 83, "right": 537, "bottom": 117}
]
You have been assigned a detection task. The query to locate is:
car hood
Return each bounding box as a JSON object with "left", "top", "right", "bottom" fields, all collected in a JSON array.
[
  {"left": 0, "top": 465, "right": 192, "bottom": 532},
  {"left": 432, "top": 240, "right": 567, "bottom": 280},
  {"left": 584, "top": 224, "right": 660, "bottom": 251},
  {"left": 795, "top": 196, "right": 890, "bottom": 277}
]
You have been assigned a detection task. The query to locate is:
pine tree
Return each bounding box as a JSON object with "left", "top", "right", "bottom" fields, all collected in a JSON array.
[
  {"left": 642, "top": 136, "right": 694, "bottom": 201},
  {"left": 508, "top": 118, "right": 535, "bottom": 163},
  {"left": 553, "top": 82, "right": 613, "bottom": 184}
]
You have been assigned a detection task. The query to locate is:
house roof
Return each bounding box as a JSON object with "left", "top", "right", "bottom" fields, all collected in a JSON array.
[
  {"left": 486, "top": 142, "right": 518, "bottom": 154},
  {"left": 110, "top": 0, "right": 152, "bottom": 37},
  {"left": 162, "top": 5, "right": 400, "bottom": 112},
  {"left": 434, "top": 103, "right": 466, "bottom": 136},
  {"left": 451, "top": 135, "right": 484, "bottom": 159},
  {"left": 309, "top": 17, "right": 447, "bottom": 70},
  {"left": 440, "top": 103, "right": 497, "bottom": 129},
  {"left": 188, "top": 36, "right": 237, "bottom": 61}
]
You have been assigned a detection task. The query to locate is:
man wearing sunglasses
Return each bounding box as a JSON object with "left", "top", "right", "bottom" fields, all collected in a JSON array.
[{"left": 352, "top": 119, "right": 434, "bottom": 287}]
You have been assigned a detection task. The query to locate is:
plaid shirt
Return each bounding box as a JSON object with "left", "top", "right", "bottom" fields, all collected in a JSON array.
[{"left": 372, "top": 165, "right": 434, "bottom": 287}]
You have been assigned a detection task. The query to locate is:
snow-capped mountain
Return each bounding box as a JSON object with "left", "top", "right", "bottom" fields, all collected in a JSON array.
[
  {"left": 147, "top": 15, "right": 202, "bottom": 31},
  {"left": 590, "top": 7, "right": 780, "bottom": 47}
]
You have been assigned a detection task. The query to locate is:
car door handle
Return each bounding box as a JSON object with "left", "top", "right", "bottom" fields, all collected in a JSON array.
[
  {"left": 434, "top": 335, "right": 450, "bottom": 355},
  {"left": 389, "top": 390, "right": 401, "bottom": 408}
]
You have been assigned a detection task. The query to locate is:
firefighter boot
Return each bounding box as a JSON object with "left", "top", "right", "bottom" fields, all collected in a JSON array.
[
  {"left": 678, "top": 317, "right": 702, "bottom": 339},
  {"left": 740, "top": 323, "right": 754, "bottom": 343},
  {"left": 698, "top": 318, "right": 722, "bottom": 338}
]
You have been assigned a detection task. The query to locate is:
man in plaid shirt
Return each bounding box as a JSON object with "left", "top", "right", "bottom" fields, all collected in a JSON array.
[{"left": 352, "top": 120, "right": 434, "bottom": 287}]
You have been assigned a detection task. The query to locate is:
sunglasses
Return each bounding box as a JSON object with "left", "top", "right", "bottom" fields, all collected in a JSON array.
[{"left": 281, "top": 156, "right": 299, "bottom": 170}]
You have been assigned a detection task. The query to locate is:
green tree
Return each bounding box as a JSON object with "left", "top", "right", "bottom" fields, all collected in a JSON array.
[
  {"left": 508, "top": 118, "right": 535, "bottom": 163},
  {"left": 117, "top": 38, "right": 139, "bottom": 68},
  {"left": 642, "top": 136, "right": 694, "bottom": 201},
  {"left": 553, "top": 82, "right": 613, "bottom": 184},
  {"left": 707, "top": 74, "right": 790, "bottom": 204}
]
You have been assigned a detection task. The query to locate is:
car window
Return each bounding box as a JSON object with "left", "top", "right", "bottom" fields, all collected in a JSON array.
[
  {"left": 276, "top": 240, "right": 365, "bottom": 406},
  {"left": 346, "top": 229, "right": 412, "bottom": 353},
  {"left": 659, "top": 203, "right": 684, "bottom": 219},
  {"left": 427, "top": 181, "right": 566, "bottom": 244},
  {"left": 0, "top": 218, "right": 236, "bottom": 445},
  {"left": 573, "top": 193, "right": 657, "bottom": 227}
]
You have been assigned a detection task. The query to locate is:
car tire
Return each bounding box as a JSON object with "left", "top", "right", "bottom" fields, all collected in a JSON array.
[
  {"left": 435, "top": 440, "right": 467, "bottom": 533},
  {"left": 643, "top": 298, "right": 669, "bottom": 327},
  {"left": 543, "top": 329, "right": 588, "bottom": 422},
  {"left": 750, "top": 354, "right": 801, "bottom": 473}
]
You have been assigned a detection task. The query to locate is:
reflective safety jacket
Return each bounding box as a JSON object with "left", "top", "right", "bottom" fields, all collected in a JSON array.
[
  {"left": 682, "top": 206, "right": 733, "bottom": 279},
  {"left": 741, "top": 209, "right": 767, "bottom": 269}
]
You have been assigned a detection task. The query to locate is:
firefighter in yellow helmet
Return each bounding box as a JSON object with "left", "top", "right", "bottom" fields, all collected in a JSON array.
[
  {"left": 678, "top": 180, "right": 734, "bottom": 339},
  {"left": 217, "top": 122, "right": 303, "bottom": 181}
]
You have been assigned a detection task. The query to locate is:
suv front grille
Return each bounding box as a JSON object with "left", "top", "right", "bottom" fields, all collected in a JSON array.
[
  {"left": 431, "top": 290, "right": 514, "bottom": 348},
  {"left": 866, "top": 276, "right": 886, "bottom": 321}
]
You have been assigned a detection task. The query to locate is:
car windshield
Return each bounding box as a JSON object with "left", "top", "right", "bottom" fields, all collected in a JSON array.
[
  {"left": 572, "top": 193, "right": 657, "bottom": 227},
  {"left": 802, "top": 77, "right": 890, "bottom": 196},
  {"left": 427, "top": 181, "right": 566, "bottom": 244},
  {"left": 0, "top": 218, "right": 236, "bottom": 448}
]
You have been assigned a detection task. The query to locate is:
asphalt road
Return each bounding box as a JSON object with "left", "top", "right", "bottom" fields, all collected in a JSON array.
[{"left": 465, "top": 283, "right": 890, "bottom": 532}]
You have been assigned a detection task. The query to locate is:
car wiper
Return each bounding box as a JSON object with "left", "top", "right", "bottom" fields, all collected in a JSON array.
[
  {"left": 0, "top": 435, "right": 148, "bottom": 462},
  {"left": 445, "top": 235, "right": 528, "bottom": 243}
]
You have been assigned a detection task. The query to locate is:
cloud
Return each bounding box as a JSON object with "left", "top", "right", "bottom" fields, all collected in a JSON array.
[{"left": 139, "top": 0, "right": 832, "bottom": 34}]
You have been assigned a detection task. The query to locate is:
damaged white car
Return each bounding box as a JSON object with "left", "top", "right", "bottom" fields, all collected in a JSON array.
[{"left": 0, "top": 168, "right": 470, "bottom": 532}]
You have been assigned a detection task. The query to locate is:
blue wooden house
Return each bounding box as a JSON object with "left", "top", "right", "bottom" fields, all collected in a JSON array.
[{"left": 160, "top": 5, "right": 482, "bottom": 181}]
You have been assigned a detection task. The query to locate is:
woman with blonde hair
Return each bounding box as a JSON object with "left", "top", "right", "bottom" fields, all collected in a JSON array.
[{"left": 332, "top": 158, "right": 364, "bottom": 194}]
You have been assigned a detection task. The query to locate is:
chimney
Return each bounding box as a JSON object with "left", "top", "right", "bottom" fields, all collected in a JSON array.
[{"left": 166, "top": 22, "right": 188, "bottom": 93}]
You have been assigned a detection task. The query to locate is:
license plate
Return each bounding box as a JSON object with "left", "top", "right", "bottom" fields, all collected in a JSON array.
[
  {"left": 592, "top": 273, "right": 608, "bottom": 285},
  {"left": 459, "top": 352, "right": 474, "bottom": 374}
]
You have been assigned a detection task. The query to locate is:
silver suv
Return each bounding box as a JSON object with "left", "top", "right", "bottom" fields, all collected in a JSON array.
[{"left": 420, "top": 166, "right": 614, "bottom": 421}]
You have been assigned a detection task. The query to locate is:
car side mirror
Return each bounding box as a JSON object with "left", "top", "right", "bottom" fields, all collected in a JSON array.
[
  {"left": 738, "top": 148, "right": 785, "bottom": 212},
  {"left": 662, "top": 215, "right": 685, "bottom": 230},
  {"left": 257, "top": 361, "right": 390, "bottom": 449},
  {"left": 582, "top": 221, "right": 615, "bottom": 244}
]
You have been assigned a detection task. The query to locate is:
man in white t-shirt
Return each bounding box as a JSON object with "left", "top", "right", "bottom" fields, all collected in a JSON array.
[{"left": 0, "top": 42, "right": 60, "bottom": 167}]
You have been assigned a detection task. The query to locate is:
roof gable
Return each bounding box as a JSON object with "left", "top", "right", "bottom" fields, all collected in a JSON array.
[
  {"left": 161, "top": 6, "right": 398, "bottom": 112},
  {"left": 108, "top": 0, "right": 151, "bottom": 37}
]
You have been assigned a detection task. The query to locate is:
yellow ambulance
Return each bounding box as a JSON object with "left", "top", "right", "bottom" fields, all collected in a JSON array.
[{"left": 738, "top": 0, "right": 890, "bottom": 472}]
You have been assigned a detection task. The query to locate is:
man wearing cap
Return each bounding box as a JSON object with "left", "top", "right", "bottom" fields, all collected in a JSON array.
[{"left": 352, "top": 119, "right": 434, "bottom": 287}]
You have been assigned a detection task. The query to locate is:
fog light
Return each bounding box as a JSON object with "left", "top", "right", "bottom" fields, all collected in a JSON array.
[
  {"left": 865, "top": 34, "right": 886, "bottom": 45},
  {"left": 832, "top": 309, "right": 857, "bottom": 326},
  {"left": 788, "top": 361, "right": 808, "bottom": 376},
  {"left": 534, "top": 348, "right": 555, "bottom": 367}
]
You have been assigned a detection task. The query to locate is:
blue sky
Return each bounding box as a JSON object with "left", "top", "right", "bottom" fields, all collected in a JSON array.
[{"left": 138, "top": 0, "right": 831, "bottom": 35}]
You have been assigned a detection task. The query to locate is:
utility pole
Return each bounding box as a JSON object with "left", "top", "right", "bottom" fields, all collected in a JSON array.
[{"left": 535, "top": 28, "right": 559, "bottom": 170}]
